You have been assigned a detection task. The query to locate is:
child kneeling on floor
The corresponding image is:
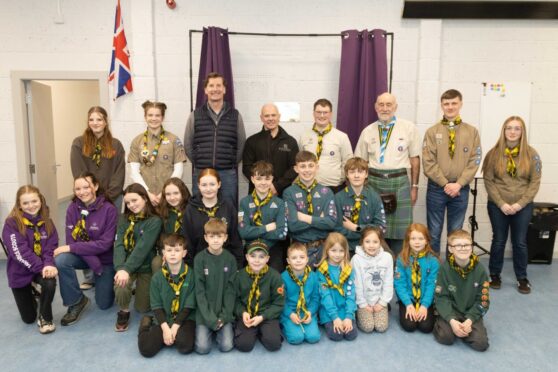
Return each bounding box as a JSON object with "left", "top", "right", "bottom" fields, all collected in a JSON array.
[
  {"left": 138, "top": 233, "right": 196, "bottom": 357},
  {"left": 232, "top": 241, "right": 285, "bottom": 352},
  {"left": 433, "top": 229, "right": 490, "bottom": 352}
]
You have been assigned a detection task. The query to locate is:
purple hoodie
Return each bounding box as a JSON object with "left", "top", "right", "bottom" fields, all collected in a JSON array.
[
  {"left": 2, "top": 214, "right": 58, "bottom": 288},
  {"left": 65, "top": 195, "right": 117, "bottom": 275}
]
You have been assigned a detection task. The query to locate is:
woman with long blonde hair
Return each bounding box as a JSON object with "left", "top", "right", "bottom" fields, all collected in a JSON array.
[{"left": 482, "top": 116, "right": 541, "bottom": 294}]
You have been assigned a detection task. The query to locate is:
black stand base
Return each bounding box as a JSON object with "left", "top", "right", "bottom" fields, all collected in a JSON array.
[{"left": 469, "top": 178, "right": 490, "bottom": 257}]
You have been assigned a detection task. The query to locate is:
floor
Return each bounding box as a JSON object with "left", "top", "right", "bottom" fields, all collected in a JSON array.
[{"left": 1, "top": 258, "right": 556, "bottom": 372}]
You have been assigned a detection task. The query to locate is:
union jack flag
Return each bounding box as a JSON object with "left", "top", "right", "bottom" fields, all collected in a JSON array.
[{"left": 108, "top": 0, "right": 133, "bottom": 100}]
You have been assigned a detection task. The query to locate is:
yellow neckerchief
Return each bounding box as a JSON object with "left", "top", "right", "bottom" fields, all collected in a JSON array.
[
  {"left": 441, "top": 116, "right": 462, "bottom": 158},
  {"left": 410, "top": 250, "right": 427, "bottom": 310},
  {"left": 251, "top": 189, "right": 273, "bottom": 226},
  {"left": 141, "top": 128, "right": 166, "bottom": 166},
  {"left": 71, "top": 210, "right": 90, "bottom": 242},
  {"left": 91, "top": 142, "right": 102, "bottom": 167},
  {"left": 312, "top": 123, "right": 332, "bottom": 160},
  {"left": 505, "top": 146, "right": 520, "bottom": 177},
  {"left": 346, "top": 186, "right": 365, "bottom": 224},
  {"left": 21, "top": 217, "right": 45, "bottom": 256},
  {"left": 317, "top": 260, "right": 352, "bottom": 296},
  {"left": 197, "top": 204, "right": 219, "bottom": 218},
  {"left": 246, "top": 264, "right": 269, "bottom": 317},
  {"left": 294, "top": 178, "right": 318, "bottom": 215},
  {"left": 448, "top": 253, "right": 479, "bottom": 279},
  {"left": 161, "top": 263, "right": 188, "bottom": 320},
  {"left": 123, "top": 213, "right": 146, "bottom": 254},
  {"left": 170, "top": 207, "right": 183, "bottom": 233},
  {"left": 286, "top": 265, "right": 311, "bottom": 320}
]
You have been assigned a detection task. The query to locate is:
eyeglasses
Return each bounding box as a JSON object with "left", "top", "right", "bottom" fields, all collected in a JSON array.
[{"left": 449, "top": 244, "right": 472, "bottom": 251}]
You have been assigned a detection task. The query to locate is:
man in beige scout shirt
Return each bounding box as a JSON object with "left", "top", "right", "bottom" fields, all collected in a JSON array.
[
  {"left": 422, "top": 89, "right": 481, "bottom": 253},
  {"left": 354, "top": 92, "right": 421, "bottom": 254},
  {"left": 299, "top": 98, "right": 353, "bottom": 194}
]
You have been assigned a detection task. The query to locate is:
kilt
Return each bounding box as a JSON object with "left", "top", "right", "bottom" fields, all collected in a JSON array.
[{"left": 367, "top": 168, "right": 411, "bottom": 240}]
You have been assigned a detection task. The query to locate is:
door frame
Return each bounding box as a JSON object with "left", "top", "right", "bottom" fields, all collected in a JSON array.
[{"left": 11, "top": 71, "right": 109, "bottom": 186}]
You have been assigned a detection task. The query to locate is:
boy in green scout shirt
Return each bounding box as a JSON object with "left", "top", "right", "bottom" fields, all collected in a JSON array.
[
  {"left": 233, "top": 241, "right": 285, "bottom": 352},
  {"left": 138, "top": 233, "right": 196, "bottom": 357},
  {"left": 283, "top": 151, "right": 337, "bottom": 267},
  {"left": 433, "top": 229, "right": 489, "bottom": 352},
  {"left": 335, "top": 157, "right": 386, "bottom": 252},
  {"left": 194, "top": 219, "right": 238, "bottom": 354},
  {"left": 239, "top": 161, "right": 288, "bottom": 272}
]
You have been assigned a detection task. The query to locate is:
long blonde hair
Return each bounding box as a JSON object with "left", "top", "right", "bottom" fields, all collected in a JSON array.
[
  {"left": 318, "top": 232, "right": 351, "bottom": 269},
  {"left": 8, "top": 185, "right": 55, "bottom": 236},
  {"left": 482, "top": 116, "right": 532, "bottom": 178},
  {"left": 82, "top": 106, "right": 115, "bottom": 158}
]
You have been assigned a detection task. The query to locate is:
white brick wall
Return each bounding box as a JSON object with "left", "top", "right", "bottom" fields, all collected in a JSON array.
[{"left": 1, "top": 0, "right": 556, "bottom": 258}]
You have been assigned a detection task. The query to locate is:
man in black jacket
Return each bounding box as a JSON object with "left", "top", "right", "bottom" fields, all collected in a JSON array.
[{"left": 242, "top": 103, "right": 298, "bottom": 196}]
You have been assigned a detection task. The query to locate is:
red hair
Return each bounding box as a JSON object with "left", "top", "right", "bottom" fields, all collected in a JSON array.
[{"left": 399, "top": 223, "right": 438, "bottom": 266}]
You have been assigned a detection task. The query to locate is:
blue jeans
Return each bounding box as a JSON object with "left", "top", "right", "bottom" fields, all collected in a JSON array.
[
  {"left": 195, "top": 323, "right": 234, "bottom": 354},
  {"left": 426, "top": 180, "right": 470, "bottom": 253},
  {"left": 487, "top": 201, "right": 533, "bottom": 279},
  {"left": 192, "top": 167, "right": 238, "bottom": 207},
  {"left": 55, "top": 253, "right": 115, "bottom": 310}
]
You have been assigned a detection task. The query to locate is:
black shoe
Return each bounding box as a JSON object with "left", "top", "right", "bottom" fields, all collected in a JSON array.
[
  {"left": 115, "top": 311, "right": 130, "bottom": 332},
  {"left": 139, "top": 315, "right": 153, "bottom": 334},
  {"left": 61, "top": 295, "right": 90, "bottom": 326},
  {"left": 489, "top": 274, "right": 502, "bottom": 289},
  {"left": 517, "top": 278, "right": 531, "bottom": 294}
]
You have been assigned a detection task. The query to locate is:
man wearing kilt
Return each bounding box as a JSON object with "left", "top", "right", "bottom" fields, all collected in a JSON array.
[{"left": 354, "top": 93, "right": 421, "bottom": 255}]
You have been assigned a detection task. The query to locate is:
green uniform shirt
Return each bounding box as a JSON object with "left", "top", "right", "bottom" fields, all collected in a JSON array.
[
  {"left": 435, "top": 260, "right": 490, "bottom": 322},
  {"left": 238, "top": 194, "right": 287, "bottom": 248},
  {"left": 113, "top": 215, "right": 162, "bottom": 274},
  {"left": 194, "top": 249, "right": 238, "bottom": 330},
  {"left": 150, "top": 263, "right": 196, "bottom": 325},
  {"left": 232, "top": 267, "right": 285, "bottom": 320}
]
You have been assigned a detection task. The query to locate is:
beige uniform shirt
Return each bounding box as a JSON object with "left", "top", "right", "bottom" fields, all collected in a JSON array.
[
  {"left": 483, "top": 146, "right": 541, "bottom": 208},
  {"left": 128, "top": 130, "right": 187, "bottom": 194},
  {"left": 354, "top": 118, "right": 421, "bottom": 170},
  {"left": 299, "top": 126, "right": 353, "bottom": 187},
  {"left": 422, "top": 121, "right": 481, "bottom": 187}
]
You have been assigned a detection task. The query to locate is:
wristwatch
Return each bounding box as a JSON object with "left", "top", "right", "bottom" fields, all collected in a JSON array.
[{"left": 356, "top": 225, "right": 362, "bottom": 232}]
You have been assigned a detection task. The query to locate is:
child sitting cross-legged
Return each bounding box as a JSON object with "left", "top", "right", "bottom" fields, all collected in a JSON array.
[{"left": 138, "top": 233, "right": 196, "bottom": 357}]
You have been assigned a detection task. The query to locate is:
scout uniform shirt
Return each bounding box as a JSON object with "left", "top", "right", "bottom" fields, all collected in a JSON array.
[
  {"left": 422, "top": 121, "right": 481, "bottom": 187},
  {"left": 150, "top": 263, "right": 196, "bottom": 326},
  {"left": 283, "top": 182, "right": 337, "bottom": 243},
  {"left": 354, "top": 118, "right": 422, "bottom": 170},
  {"left": 435, "top": 259, "right": 490, "bottom": 322},
  {"left": 194, "top": 248, "right": 237, "bottom": 330},
  {"left": 128, "top": 130, "right": 187, "bottom": 195},
  {"left": 334, "top": 185, "right": 386, "bottom": 251},
  {"left": 232, "top": 267, "right": 285, "bottom": 320},
  {"left": 238, "top": 194, "right": 288, "bottom": 248}
]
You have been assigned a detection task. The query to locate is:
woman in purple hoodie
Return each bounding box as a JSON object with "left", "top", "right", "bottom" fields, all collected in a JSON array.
[
  {"left": 2, "top": 185, "right": 58, "bottom": 334},
  {"left": 54, "top": 172, "right": 118, "bottom": 326}
]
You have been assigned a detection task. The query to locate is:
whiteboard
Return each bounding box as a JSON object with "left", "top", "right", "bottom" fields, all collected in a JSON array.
[{"left": 477, "top": 81, "right": 532, "bottom": 177}]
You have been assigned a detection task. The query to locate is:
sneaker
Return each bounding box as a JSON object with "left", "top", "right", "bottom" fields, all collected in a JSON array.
[
  {"left": 37, "top": 316, "right": 56, "bottom": 334},
  {"left": 489, "top": 274, "right": 502, "bottom": 289},
  {"left": 517, "top": 278, "right": 531, "bottom": 294},
  {"left": 61, "top": 295, "right": 90, "bottom": 326},
  {"left": 115, "top": 311, "right": 130, "bottom": 332},
  {"left": 79, "top": 282, "right": 95, "bottom": 290}
]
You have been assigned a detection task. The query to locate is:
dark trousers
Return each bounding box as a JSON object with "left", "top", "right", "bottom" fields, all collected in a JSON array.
[
  {"left": 433, "top": 316, "right": 489, "bottom": 352},
  {"left": 268, "top": 241, "right": 287, "bottom": 273},
  {"left": 138, "top": 320, "right": 196, "bottom": 357},
  {"left": 234, "top": 318, "right": 282, "bottom": 352},
  {"left": 11, "top": 275, "right": 57, "bottom": 323},
  {"left": 398, "top": 302, "right": 435, "bottom": 333}
]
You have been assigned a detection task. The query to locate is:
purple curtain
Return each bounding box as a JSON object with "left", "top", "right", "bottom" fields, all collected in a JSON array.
[
  {"left": 195, "top": 26, "right": 235, "bottom": 108},
  {"left": 336, "top": 29, "right": 388, "bottom": 148}
]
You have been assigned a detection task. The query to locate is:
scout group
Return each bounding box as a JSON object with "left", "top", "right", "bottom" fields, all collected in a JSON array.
[{"left": 2, "top": 72, "right": 542, "bottom": 357}]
